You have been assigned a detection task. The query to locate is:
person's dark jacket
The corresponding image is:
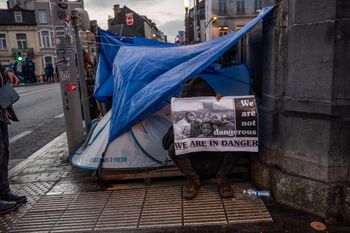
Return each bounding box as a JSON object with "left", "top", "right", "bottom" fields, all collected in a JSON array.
[{"left": 0, "top": 70, "right": 19, "bottom": 122}]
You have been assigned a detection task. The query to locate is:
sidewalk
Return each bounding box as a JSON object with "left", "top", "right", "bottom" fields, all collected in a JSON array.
[{"left": 1, "top": 133, "right": 349, "bottom": 233}]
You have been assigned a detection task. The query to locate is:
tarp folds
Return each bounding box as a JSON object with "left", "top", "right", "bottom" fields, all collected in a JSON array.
[
  {"left": 94, "top": 29, "right": 176, "bottom": 102},
  {"left": 109, "top": 6, "right": 274, "bottom": 142}
]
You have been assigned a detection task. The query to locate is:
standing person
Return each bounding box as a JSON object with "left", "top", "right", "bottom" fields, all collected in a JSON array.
[
  {"left": 163, "top": 77, "right": 239, "bottom": 200},
  {"left": 22, "top": 58, "right": 29, "bottom": 84},
  {"left": 23, "top": 58, "right": 30, "bottom": 84},
  {"left": 45, "top": 63, "right": 54, "bottom": 83},
  {"left": 54, "top": 63, "right": 59, "bottom": 82},
  {"left": 10, "top": 62, "right": 18, "bottom": 75},
  {"left": 27, "top": 58, "right": 36, "bottom": 83},
  {"left": 0, "top": 68, "right": 27, "bottom": 215}
]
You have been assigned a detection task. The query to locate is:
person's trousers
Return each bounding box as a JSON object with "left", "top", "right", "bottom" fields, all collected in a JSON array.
[
  {"left": 0, "top": 121, "right": 10, "bottom": 195},
  {"left": 168, "top": 143, "right": 239, "bottom": 181}
]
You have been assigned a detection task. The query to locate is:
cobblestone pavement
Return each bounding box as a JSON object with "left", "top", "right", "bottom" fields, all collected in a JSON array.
[{"left": 1, "top": 133, "right": 349, "bottom": 233}]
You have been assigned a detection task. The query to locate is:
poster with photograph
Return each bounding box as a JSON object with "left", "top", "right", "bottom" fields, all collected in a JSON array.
[{"left": 171, "top": 96, "right": 258, "bottom": 155}]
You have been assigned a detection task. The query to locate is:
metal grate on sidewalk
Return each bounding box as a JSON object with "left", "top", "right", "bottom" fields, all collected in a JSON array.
[
  {"left": 9, "top": 183, "right": 272, "bottom": 232},
  {"left": 0, "top": 181, "right": 56, "bottom": 233}
]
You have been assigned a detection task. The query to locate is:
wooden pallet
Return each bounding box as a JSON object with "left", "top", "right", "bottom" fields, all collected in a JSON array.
[
  {"left": 99, "top": 164, "right": 250, "bottom": 188},
  {"left": 100, "top": 166, "right": 184, "bottom": 186}
]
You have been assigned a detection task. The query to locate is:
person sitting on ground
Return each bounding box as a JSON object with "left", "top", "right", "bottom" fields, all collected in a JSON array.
[
  {"left": 0, "top": 68, "right": 27, "bottom": 215},
  {"left": 163, "top": 77, "right": 239, "bottom": 200}
]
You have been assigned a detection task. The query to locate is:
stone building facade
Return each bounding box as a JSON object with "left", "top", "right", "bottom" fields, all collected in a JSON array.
[
  {"left": 247, "top": 0, "right": 350, "bottom": 221},
  {"left": 5, "top": 0, "right": 85, "bottom": 79},
  {"left": 108, "top": 4, "right": 166, "bottom": 42},
  {"left": 204, "top": 0, "right": 273, "bottom": 41},
  {"left": 0, "top": 5, "right": 41, "bottom": 74}
]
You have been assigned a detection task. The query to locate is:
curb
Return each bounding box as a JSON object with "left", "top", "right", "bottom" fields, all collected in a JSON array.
[{"left": 9, "top": 132, "right": 66, "bottom": 178}]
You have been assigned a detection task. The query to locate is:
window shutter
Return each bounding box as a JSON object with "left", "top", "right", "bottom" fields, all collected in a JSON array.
[
  {"left": 38, "top": 31, "right": 42, "bottom": 47},
  {"left": 50, "top": 31, "right": 54, "bottom": 47}
]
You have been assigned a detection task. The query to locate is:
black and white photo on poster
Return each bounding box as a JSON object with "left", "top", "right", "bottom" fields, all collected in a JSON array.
[{"left": 171, "top": 96, "right": 258, "bottom": 155}]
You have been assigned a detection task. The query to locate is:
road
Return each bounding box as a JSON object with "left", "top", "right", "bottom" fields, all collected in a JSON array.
[{"left": 8, "top": 83, "right": 66, "bottom": 168}]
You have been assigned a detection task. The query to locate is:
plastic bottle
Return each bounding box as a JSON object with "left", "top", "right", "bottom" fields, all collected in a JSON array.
[{"left": 243, "top": 189, "right": 271, "bottom": 198}]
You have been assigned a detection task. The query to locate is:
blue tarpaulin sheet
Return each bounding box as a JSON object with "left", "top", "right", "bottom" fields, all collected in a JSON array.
[
  {"left": 94, "top": 29, "right": 176, "bottom": 102},
  {"left": 94, "top": 6, "right": 274, "bottom": 142}
]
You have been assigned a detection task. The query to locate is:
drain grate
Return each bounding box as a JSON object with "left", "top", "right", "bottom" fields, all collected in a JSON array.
[
  {"left": 0, "top": 182, "right": 56, "bottom": 233},
  {"left": 184, "top": 185, "right": 227, "bottom": 226},
  {"left": 139, "top": 186, "right": 182, "bottom": 228},
  {"left": 8, "top": 183, "right": 272, "bottom": 232},
  {"left": 224, "top": 183, "right": 272, "bottom": 224},
  {"left": 51, "top": 192, "right": 111, "bottom": 233},
  {"left": 95, "top": 189, "right": 145, "bottom": 231}
]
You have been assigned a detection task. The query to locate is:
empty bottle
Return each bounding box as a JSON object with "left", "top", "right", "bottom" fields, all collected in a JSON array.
[{"left": 243, "top": 189, "right": 271, "bottom": 198}]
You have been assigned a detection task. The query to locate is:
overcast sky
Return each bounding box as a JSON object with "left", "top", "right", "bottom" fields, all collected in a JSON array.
[{"left": 0, "top": 0, "right": 188, "bottom": 42}]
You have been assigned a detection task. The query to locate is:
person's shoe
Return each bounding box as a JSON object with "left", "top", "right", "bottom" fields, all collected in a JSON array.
[
  {"left": 0, "top": 191, "right": 27, "bottom": 204},
  {"left": 0, "top": 200, "right": 18, "bottom": 215},
  {"left": 184, "top": 178, "right": 201, "bottom": 200},
  {"left": 216, "top": 177, "right": 233, "bottom": 198}
]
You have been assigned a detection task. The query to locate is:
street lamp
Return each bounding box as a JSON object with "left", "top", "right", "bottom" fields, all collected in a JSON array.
[{"left": 184, "top": 0, "right": 189, "bottom": 44}]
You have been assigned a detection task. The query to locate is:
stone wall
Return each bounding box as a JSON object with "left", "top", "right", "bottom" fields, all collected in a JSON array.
[{"left": 252, "top": 0, "right": 350, "bottom": 221}]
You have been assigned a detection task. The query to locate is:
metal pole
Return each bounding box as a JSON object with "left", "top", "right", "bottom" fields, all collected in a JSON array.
[
  {"left": 51, "top": 0, "right": 84, "bottom": 154},
  {"left": 185, "top": 9, "right": 189, "bottom": 44},
  {"left": 71, "top": 11, "right": 91, "bottom": 133},
  {"left": 90, "top": 21, "right": 106, "bottom": 116}
]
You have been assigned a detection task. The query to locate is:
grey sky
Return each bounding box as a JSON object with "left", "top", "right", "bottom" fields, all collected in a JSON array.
[{"left": 0, "top": 0, "right": 189, "bottom": 42}]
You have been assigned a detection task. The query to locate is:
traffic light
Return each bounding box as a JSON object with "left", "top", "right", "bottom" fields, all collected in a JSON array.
[{"left": 16, "top": 52, "right": 24, "bottom": 62}]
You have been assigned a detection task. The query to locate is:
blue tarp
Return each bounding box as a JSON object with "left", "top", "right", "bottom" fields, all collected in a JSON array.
[
  {"left": 106, "top": 6, "right": 274, "bottom": 142},
  {"left": 94, "top": 29, "right": 176, "bottom": 102},
  {"left": 72, "top": 64, "right": 251, "bottom": 171}
]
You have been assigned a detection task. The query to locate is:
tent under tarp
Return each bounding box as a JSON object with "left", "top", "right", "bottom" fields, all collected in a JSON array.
[
  {"left": 72, "top": 65, "right": 251, "bottom": 170},
  {"left": 71, "top": 6, "right": 274, "bottom": 170}
]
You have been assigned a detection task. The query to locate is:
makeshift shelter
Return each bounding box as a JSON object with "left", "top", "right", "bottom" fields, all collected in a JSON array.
[{"left": 71, "top": 6, "right": 274, "bottom": 171}]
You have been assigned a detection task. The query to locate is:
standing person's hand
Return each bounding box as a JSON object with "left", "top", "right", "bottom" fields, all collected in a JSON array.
[{"left": 7, "top": 71, "right": 19, "bottom": 86}]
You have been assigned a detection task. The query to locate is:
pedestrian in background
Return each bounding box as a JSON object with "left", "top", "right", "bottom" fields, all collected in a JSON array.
[
  {"left": 0, "top": 68, "right": 27, "bottom": 215},
  {"left": 45, "top": 63, "right": 54, "bottom": 83},
  {"left": 23, "top": 58, "right": 36, "bottom": 83}
]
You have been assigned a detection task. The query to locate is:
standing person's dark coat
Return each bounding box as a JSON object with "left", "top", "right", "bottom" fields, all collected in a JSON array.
[{"left": 0, "top": 68, "right": 27, "bottom": 215}]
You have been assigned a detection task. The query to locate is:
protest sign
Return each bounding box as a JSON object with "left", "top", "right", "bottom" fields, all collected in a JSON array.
[{"left": 171, "top": 96, "right": 258, "bottom": 155}]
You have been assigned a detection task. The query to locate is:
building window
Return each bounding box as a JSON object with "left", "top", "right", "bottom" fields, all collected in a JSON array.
[
  {"left": 237, "top": 0, "right": 245, "bottom": 15},
  {"left": 218, "top": 0, "right": 227, "bottom": 16},
  {"left": 40, "top": 30, "right": 51, "bottom": 48},
  {"left": 0, "top": 34, "right": 6, "bottom": 50},
  {"left": 14, "top": 11, "right": 23, "bottom": 22},
  {"left": 219, "top": 30, "right": 228, "bottom": 37},
  {"left": 38, "top": 10, "right": 48, "bottom": 24},
  {"left": 16, "top": 33, "right": 27, "bottom": 49},
  {"left": 254, "top": 0, "right": 263, "bottom": 13},
  {"left": 219, "top": 26, "right": 229, "bottom": 37}
]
